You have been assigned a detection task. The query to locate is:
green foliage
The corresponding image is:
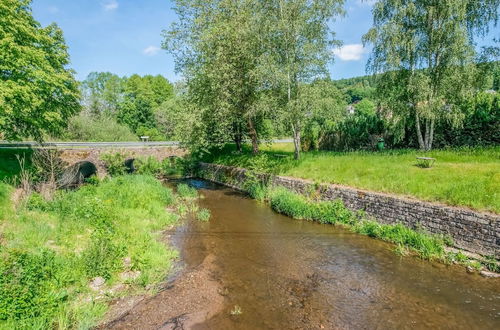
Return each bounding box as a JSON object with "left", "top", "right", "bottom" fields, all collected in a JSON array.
[
  {"left": 196, "top": 208, "right": 211, "bottom": 222},
  {"left": 0, "top": 0, "right": 80, "bottom": 141},
  {"left": 81, "top": 72, "right": 124, "bottom": 117},
  {"left": 64, "top": 114, "right": 138, "bottom": 142},
  {"left": 177, "top": 183, "right": 197, "bottom": 199},
  {"left": 135, "top": 126, "right": 164, "bottom": 141},
  {"left": 0, "top": 183, "right": 12, "bottom": 221},
  {"left": 269, "top": 187, "right": 356, "bottom": 225},
  {"left": 100, "top": 152, "right": 127, "bottom": 176},
  {"left": 134, "top": 156, "right": 163, "bottom": 177},
  {"left": 161, "top": 157, "right": 183, "bottom": 177},
  {"left": 352, "top": 221, "right": 445, "bottom": 260},
  {"left": 0, "top": 249, "right": 65, "bottom": 322},
  {"left": 483, "top": 256, "right": 500, "bottom": 273},
  {"left": 118, "top": 75, "right": 174, "bottom": 134},
  {"left": 0, "top": 175, "right": 180, "bottom": 328},
  {"left": 364, "top": 0, "right": 498, "bottom": 151}
]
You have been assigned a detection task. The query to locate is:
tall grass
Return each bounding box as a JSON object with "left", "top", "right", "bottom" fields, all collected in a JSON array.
[
  {"left": 0, "top": 175, "right": 179, "bottom": 329},
  {"left": 252, "top": 184, "right": 448, "bottom": 261},
  {"left": 203, "top": 144, "right": 500, "bottom": 213}
]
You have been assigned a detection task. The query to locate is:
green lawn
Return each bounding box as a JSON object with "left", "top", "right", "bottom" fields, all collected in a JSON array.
[{"left": 202, "top": 144, "right": 500, "bottom": 213}]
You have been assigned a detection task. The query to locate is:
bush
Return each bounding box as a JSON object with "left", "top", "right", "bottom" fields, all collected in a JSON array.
[
  {"left": 64, "top": 114, "right": 138, "bottom": 142},
  {"left": 101, "top": 152, "right": 127, "bottom": 176},
  {"left": 0, "top": 248, "right": 64, "bottom": 323},
  {"left": 135, "top": 156, "right": 163, "bottom": 176},
  {"left": 135, "top": 126, "right": 165, "bottom": 141}
]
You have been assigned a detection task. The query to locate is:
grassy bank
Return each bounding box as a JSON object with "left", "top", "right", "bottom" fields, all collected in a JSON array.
[
  {"left": 0, "top": 175, "right": 182, "bottom": 329},
  {"left": 203, "top": 144, "right": 500, "bottom": 213}
]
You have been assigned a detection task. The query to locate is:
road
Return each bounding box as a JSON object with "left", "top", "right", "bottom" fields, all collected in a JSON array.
[{"left": 0, "top": 139, "right": 293, "bottom": 149}]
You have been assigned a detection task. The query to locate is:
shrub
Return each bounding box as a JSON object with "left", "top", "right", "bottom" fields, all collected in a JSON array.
[
  {"left": 162, "top": 157, "right": 183, "bottom": 176},
  {"left": 64, "top": 115, "right": 138, "bottom": 142},
  {"left": 135, "top": 156, "right": 163, "bottom": 176},
  {"left": 196, "top": 208, "right": 211, "bottom": 222},
  {"left": 101, "top": 152, "right": 127, "bottom": 176},
  {"left": 0, "top": 248, "right": 63, "bottom": 322},
  {"left": 82, "top": 232, "right": 124, "bottom": 280},
  {"left": 135, "top": 126, "right": 164, "bottom": 141}
]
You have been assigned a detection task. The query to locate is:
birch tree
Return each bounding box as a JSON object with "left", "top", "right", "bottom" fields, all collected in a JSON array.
[
  {"left": 163, "top": 0, "right": 264, "bottom": 154},
  {"left": 364, "top": 0, "right": 499, "bottom": 150},
  {"left": 260, "top": 0, "right": 345, "bottom": 159}
]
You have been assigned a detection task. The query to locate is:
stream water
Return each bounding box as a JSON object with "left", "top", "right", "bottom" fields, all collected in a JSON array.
[
  {"left": 165, "top": 179, "right": 500, "bottom": 329},
  {"left": 110, "top": 179, "right": 500, "bottom": 329}
]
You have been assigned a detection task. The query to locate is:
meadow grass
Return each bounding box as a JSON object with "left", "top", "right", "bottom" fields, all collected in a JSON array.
[
  {"left": 203, "top": 144, "right": 500, "bottom": 213},
  {"left": 0, "top": 175, "right": 181, "bottom": 329}
]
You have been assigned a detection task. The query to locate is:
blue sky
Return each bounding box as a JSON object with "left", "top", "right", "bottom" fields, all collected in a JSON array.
[{"left": 32, "top": 0, "right": 496, "bottom": 82}]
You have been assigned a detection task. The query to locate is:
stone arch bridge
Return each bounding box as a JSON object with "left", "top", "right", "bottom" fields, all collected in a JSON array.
[{"left": 58, "top": 146, "right": 186, "bottom": 180}]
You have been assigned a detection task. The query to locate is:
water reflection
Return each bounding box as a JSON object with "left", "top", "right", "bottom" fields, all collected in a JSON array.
[{"left": 171, "top": 179, "right": 500, "bottom": 329}]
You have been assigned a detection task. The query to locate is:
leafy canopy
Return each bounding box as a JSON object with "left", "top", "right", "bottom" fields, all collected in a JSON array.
[{"left": 0, "top": 0, "right": 80, "bottom": 141}]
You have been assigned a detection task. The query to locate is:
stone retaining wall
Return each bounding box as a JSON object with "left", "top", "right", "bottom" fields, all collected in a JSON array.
[{"left": 198, "top": 163, "right": 499, "bottom": 257}]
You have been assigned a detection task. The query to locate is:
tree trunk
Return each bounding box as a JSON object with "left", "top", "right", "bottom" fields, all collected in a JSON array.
[
  {"left": 247, "top": 117, "right": 259, "bottom": 155},
  {"left": 428, "top": 118, "right": 435, "bottom": 151},
  {"left": 292, "top": 123, "right": 301, "bottom": 160},
  {"left": 233, "top": 122, "right": 243, "bottom": 153},
  {"left": 234, "top": 135, "right": 242, "bottom": 153},
  {"left": 415, "top": 112, "right": 425, "bottom": 150}
]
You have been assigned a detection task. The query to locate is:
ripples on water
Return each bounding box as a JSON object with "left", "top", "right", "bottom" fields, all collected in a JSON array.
[{"left": 169, "top": 179, "right": 500, "bottom": 330}]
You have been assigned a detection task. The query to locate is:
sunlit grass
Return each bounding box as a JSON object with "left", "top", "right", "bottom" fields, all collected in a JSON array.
[
  {"left": 0, "top": 175, "right": 180, "bottom": 329},
  {"left": 203, "top": 144, "right": 500, "bottom": 213}
]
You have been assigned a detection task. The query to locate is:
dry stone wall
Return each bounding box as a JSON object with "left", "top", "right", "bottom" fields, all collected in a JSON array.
[{"left": 198, "top": 163, "right": 499, "bottom": 257}]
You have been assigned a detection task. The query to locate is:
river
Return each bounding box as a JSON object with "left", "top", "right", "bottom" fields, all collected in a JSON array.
[{"left": 108, "top": 179, "right": 500, "bottom": 329}]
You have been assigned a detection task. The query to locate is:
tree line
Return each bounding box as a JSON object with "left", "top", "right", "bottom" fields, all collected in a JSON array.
[
  {"left": 163, "top": 0, "right": 498, "bottom": 157},
  {"left": 1, "top": 0, "right": 498, "bottom": 154}
]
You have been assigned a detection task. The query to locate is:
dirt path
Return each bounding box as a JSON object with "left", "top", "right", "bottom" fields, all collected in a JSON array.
[{"left": 103, "top": 253, "right": 224, "bottom": 330}]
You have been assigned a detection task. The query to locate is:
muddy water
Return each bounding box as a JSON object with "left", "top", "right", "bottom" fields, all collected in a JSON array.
[{"left": 110, "top": 179, "right": 500, "bottom": 329}]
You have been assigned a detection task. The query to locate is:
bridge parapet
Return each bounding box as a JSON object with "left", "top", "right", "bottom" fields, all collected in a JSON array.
[{"left": 59, "top": 146, "right": 186, "bottom": 177}]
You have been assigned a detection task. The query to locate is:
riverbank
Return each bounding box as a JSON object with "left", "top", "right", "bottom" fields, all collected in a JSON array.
[
  {"left": 202, "top": 144, "right": 500, "bottom": 213},
  {"left": 198, "top": 163, "right": 499, "bottom": 273},
  {"left": 0, "top": 175, "right": 189, "bottom": 329}
]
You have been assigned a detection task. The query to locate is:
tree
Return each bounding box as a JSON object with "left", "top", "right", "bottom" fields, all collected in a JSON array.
[
  {"left": 259, "top": 0, "right": 345, "bottom": 159},
  {"left": 0, "top": 0, "right": 80, "bottom": 141},
  {"left": 164, "top": 0, "right": 265, "bottom": 154},
  {"left": 364, "top": 0, "right": 499, "bottom": 150},
  {"left": 117, "top": 74, "right": 174, "bottom": 133},
  {"left": 81, "top": 72, "right": 123, "bottom": 116}
]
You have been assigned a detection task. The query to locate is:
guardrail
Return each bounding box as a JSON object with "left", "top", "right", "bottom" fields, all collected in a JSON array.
[{"left": 0, "top": 141, "right": 180, "bottom": 148}]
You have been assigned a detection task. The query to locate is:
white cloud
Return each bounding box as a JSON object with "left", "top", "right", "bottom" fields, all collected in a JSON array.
[
  {"left": 143, "top": 46, "right": 161, "bottom": 56},
  {"left": 102, "top": 0, "right": 119, "bottom": 11},
  {"left": 332, "top": 44, "right": 368, "bottom": 61}
]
